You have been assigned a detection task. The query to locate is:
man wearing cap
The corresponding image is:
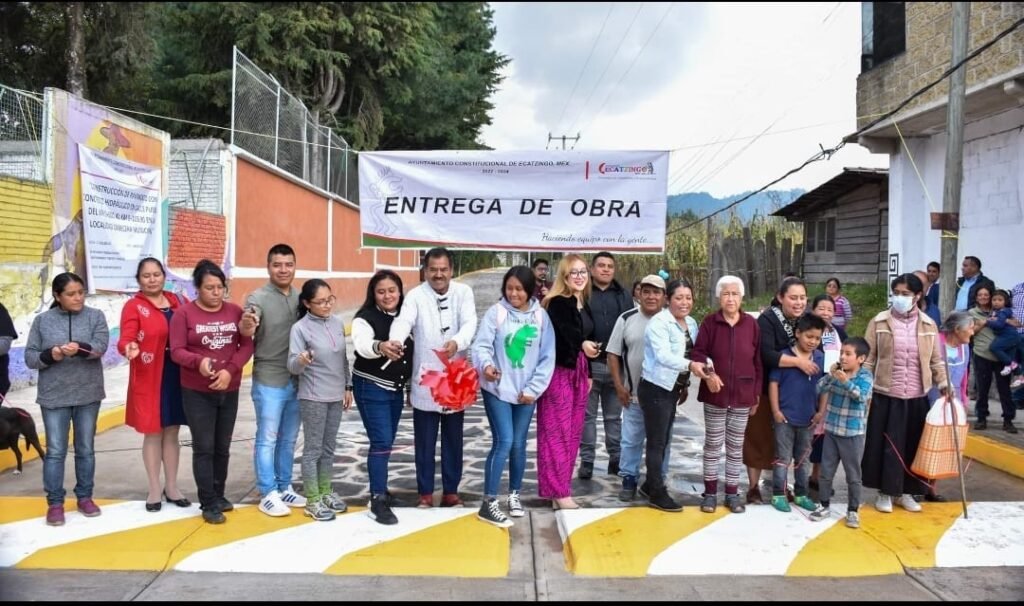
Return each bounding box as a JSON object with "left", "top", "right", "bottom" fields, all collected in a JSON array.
[
  {"left": 579, "top": 251, "right": 635, "bottom": 479},
  {"left": 607, "top": 275, "right": 670, "bottom": 500}
]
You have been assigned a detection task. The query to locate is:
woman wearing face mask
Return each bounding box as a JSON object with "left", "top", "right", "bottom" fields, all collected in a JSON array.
[{"left": 861, "top": 273, "right": 948, "bottom": 513}]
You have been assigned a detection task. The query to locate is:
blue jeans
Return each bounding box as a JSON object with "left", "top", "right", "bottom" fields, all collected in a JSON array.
[
  {"left": 41, "top": 402, "right": 100, "bottom": 505},
  {"left": 413, "top": 408, "right": 464, "bottom": 495},
  {"left": 251, "top": 381, "right": 301, "bottom": 496},
  {"left": 772, "top": 421, "right": 812, "bottom": 497},
  {"left": 618, "top": 400, "right": 669, "bottom": 479},
  {"left": 354, "top": 376, "right": 405, "bottom": 495},
  {"left": 482, "top": 391, "right": 536, "bottom": 497}
]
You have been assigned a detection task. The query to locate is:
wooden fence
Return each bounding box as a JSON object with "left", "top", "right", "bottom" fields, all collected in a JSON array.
[{"left": 708, "top": 227, "right": 803, "bottom": 303}]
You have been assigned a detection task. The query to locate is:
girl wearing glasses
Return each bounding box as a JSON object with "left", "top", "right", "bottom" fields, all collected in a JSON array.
[
  {"left": 537, "top": 254, "right": 601, "bottom": 510},
  {"left": 288, "top": 280, "right": 352, "bottom": 522}
]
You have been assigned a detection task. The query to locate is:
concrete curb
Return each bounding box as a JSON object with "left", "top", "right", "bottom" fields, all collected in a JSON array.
[
  {"left": 964, "top": 433, "right": 1024, "bottom": 480},
  {"left": 0, "top": 404, "right": 127, "bottom": 473}
]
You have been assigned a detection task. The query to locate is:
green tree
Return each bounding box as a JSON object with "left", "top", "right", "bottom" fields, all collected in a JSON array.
[
  {"left": 152, "top": 2, "right": 506, "bottom": 150},
  {"left": 0, "top": 2, "right": 155, "bottom": 102}
]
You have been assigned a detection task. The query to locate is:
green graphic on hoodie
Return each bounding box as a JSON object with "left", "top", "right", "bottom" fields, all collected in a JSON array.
[{"left": 503, "top": 324, "right": 539, "bottom": 368}]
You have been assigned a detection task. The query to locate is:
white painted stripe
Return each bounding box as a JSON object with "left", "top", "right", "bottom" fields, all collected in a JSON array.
[
  {"left": 173, "top": 508, "right": 476, "bottom": 573},
  {"left": 935, "top": 502, "right": 1024, "bottom": 568},
  {"left": 374, "top": 264, "right": 421, "bottom": 272},
  {"left": 0, "top": 501, "right": 207, "bottom": 567},
  {"left": 647, "top": 505, "right": 841, "bottom": 575},
  {"left": 556, "top": 508, "right": 623, "bottom": 544}
]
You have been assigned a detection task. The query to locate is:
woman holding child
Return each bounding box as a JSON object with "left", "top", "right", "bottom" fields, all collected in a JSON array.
[{"left": 746, "top": 277, "right": 814, "bottom": 504}]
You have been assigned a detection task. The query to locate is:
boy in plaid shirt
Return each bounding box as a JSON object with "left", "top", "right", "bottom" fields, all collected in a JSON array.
[{"left": 809, "top": 337, "right": 874, "bottom": 528}]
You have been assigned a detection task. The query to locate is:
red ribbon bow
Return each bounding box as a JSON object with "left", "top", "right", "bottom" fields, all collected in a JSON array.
[{"left": 419, "top": 349, "right": 479, "bottom": 412}]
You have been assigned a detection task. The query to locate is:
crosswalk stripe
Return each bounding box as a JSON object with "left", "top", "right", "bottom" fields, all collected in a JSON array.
[
  {"left": 786, "top": 505, "right": 904, "bottom": 577},
  {"left": 859, "top": 502, "right": 963, "bottom": 569},
  {"left": 3, "top": 501, "right": 188, "bottom": 569},
  {"left": 648, "top": 506, "right": 834, "bottom": 576},
  {"left": 0, "top": 496, "right": 121, "bottom": 525},
  {"left": 173, "top": 507, "right": 361, "bottom": 573},
  {"left": 561, "top": 508, "right": 728, "bottom": 577},
  {"left": 326, "top": 511, "right": 509, "bottom": 577},
  {"left": 935, "top": 502, "right": 1024, "bottom": 568}
]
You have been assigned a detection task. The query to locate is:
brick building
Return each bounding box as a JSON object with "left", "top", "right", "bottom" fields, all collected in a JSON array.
[{"left": 854, "top": 2, "right": 1024, "bottom": 287}]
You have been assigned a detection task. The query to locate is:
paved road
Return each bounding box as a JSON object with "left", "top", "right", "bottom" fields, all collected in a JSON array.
[{"left": 2, "top": 268, "right": 1023, "bottom": 600}]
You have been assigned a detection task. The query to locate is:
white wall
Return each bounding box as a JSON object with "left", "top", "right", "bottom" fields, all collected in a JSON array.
[{"left": 888, "top": 106, "right": 1024, "bottom": 289}]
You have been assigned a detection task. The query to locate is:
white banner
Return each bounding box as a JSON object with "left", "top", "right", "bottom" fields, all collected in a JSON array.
[
  {"left": 78, "top": 145, "right": 163, "bottom": 293},
  {"left": 358, "top": 150, "right": 668, "bottom": 252}
]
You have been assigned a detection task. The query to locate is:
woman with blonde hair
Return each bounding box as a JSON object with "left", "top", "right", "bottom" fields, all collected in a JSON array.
[{"left": 537, "top": 254, "right": 601, "bottom": 509}]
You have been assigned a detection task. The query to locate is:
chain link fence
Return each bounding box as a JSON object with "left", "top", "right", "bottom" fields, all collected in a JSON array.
[
  {"left": 0, "top": 84, "right": 47, "bottom": 183},
  {"left": 231, "top": 48, "right": 357, "bottom": 203}
]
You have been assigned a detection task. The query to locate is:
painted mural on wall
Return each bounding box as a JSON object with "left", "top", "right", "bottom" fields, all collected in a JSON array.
[{"left": 0, "top": 89, "right": 172, "bottom": 391}]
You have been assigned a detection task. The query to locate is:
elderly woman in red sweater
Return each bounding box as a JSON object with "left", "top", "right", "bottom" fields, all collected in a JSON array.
[{"left": 689, "top": 275, "right": 762, "bottom": 514}]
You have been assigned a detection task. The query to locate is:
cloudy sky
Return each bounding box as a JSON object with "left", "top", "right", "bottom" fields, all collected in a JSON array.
[{"left": 480, "top": 2, "right": 888, "bottom": 198}]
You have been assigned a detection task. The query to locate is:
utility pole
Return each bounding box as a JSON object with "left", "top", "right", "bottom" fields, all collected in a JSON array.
[
  {"left": 936, "top": 2, "right": 970, "bottom": 315},
  {"left": 547, "top": 132, "right": 580, "bottom": 150}
]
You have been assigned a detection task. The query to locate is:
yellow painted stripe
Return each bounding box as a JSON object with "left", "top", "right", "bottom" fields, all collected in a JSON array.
[
  {"left": 860, "top": 503, "right": 965, "bottom": 568},
  {"left": 165, "top": 505, "right": 317, "bottom": 570},
  {"left": 326, "top": 512, "right": 509, "bottom": 577},
  {"left": 564, "top": 508, "right": 728, "bottom": 577},
  {"left": 964, "top": 434, "right": 1024, "bottom": 480},
  {"left": 0, "top": 405, "right": 127, "bottom": 473},
  {"left": 786, "top": 515, "right": 904, "bottom": 577},
  {"left": 0, "top": 497, "right": 123, "bottom": 525},
  {"left": 16, "top": 505, "right": 313, "bottom": 571}
]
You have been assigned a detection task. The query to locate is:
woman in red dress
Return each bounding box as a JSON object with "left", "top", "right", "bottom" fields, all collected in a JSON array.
[{"left": 118, "top": 258, "right": 191, "bottom": 511}]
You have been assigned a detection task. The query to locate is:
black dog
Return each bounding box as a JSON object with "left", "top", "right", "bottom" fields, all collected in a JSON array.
[{"left": 0, "top": 407, "right": 46, "bottom": 475}]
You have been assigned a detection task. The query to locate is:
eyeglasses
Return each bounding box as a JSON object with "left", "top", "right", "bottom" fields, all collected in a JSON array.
[
  {"left": 569, "top": 270, "right": 589, "bottom": 278},
  {"left": 311, "top": 296, "right": 336, "bottom": 306}
]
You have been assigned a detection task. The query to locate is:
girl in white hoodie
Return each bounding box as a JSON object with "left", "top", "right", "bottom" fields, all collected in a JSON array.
[{"left": 471, "top": 266, "right": 555, "bottom": 527}]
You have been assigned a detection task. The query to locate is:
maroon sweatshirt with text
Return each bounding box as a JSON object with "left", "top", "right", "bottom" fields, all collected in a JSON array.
[{"left": 169, "top": 301, "right": 254, "bottom": 393}]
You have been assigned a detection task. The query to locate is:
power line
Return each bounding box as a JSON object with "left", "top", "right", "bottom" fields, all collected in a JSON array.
[
  {"left": 552, "top": 3, "right": 616, "bottom": 134},
  {"left": 576, "top": 2, "right": 676, "bottom": 137},
  {"left": 669, "top": 2, "right": 852, "bottom": 193},
  {"left": 565, "top": 3, "right": 646, "bottom": 134},
  {"left": 664, "top": 15, "right": 1024, "bottom": 237}
]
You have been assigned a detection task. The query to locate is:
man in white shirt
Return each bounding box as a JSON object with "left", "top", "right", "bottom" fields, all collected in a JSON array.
[{"left": 390, "top": 248, "right": 478, "bottom": 508}]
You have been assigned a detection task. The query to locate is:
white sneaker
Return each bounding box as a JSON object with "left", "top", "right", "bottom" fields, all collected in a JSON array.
[
  {"left": 279, "top": 487, "right": 307, "bottom": 508},
  {"left": 897, "top": 493, "right": 922, "bottom": 512},
  {"left": 259, "top": 490, "right": 290, "bottom": 517},
  {"left": 846, "top": 511, "right": 860, "bottom": 528},
  {"left": 875, "top": 494, "right": 893, "bottom": 513},
  {"left": 507, "top": 490, "right": 525, "bottom": 518}
]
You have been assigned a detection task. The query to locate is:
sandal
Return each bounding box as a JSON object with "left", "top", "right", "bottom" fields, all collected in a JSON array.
[
  {"left": 700, "top": 494, "right": 717, "bottom": 513},
  {"left": 725, "top": 494, "right": 746, "bottom": 514},
  {"left": 745, "top": 487, "right": 763, "bottom": 505}
]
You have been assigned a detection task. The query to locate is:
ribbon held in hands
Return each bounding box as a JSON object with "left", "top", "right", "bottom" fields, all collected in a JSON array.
[{"left": 418, "top": 348, "right": 479, "bottom": 412}]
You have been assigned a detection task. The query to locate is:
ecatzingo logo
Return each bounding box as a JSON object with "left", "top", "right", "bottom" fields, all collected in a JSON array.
[
  {"left": 598, "top": 162, "right": 654, "bottom": 175},
  {"left": 585, "top": 160, "right": 656, "bottom": 180}
]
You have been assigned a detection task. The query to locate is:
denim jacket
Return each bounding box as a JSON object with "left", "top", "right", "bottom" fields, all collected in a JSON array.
[{"left": 641, "top": 308, "right": 693, "bottom": 391}]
